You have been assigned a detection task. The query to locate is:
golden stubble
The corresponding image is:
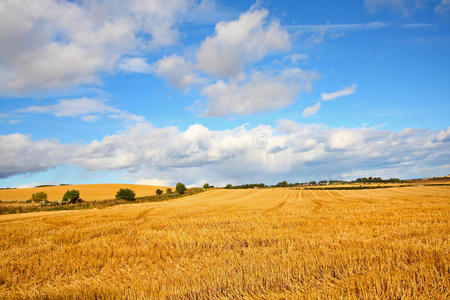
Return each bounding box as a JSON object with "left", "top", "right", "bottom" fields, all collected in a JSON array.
[{"left": 0, "top": 186, "right": 449, "bottom": 299}]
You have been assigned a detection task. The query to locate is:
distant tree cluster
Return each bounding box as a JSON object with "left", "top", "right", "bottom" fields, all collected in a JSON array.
[
  {"left": 355, "top": 177, "right": 403, "bottom": 183},
  {"left": 221, "top": 176, "right": 407, "bottom": 189},
  {"left": 328, "top": 180, "right": 347, "bottom": 185},
  {"left": 225, "top": 183, "right": 267, "bottom": 189}
]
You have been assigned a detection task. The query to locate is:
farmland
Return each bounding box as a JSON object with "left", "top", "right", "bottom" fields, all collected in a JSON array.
[
  {"left": 0, "top": 185, "right": 449, "bottom": 298},
  {"left": 0, "top": 184, "right": 170, "bottom": 202}
]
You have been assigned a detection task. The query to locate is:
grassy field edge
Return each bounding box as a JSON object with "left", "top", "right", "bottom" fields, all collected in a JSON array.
[{"left": 0, "top": 188, "right": 205, "bottom": 215}]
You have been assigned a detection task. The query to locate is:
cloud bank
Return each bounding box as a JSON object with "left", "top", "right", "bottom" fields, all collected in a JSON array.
[{"left": 1, "top": 121, "right": 449, "bottom": 184}]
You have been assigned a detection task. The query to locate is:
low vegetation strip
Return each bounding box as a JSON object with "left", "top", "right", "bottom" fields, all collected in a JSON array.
[
  {"left": 0, "top": 188, "right": 204, "bottom": 215},
  {"left": 303, "top": 184, "right": 413, "bottom": 190}
]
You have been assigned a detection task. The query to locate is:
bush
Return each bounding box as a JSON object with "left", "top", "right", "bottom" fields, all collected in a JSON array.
[
  {"left": 156, "top": 189, "right": 163, "bottom": 195},
  {"left": 62, "top": 190, "right": 80, "bottom": 204},
  {"left": 166, "top": 188, "right": 172, "bottom": 194},
  {"left": 176, "top": 182, "right": 186, "bottom": 195},
  {"left": 115, "top": 188, "right": 135, "bottom": 201},
  {"left": 203, "top": 183, "right": 209, "bottom": 189},
  {"left": 31, "top": 192, "right": 48, "bottom": 203}
]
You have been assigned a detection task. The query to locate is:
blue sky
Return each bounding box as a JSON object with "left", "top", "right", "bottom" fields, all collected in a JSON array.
[{"left": 0, "top": 0, "right": 449, "bottom": 187}]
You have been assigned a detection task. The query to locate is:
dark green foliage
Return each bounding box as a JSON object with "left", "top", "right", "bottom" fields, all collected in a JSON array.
[
  {"left": 203, "top": 183, "right": 209, "bottom": 189},
  {"left": 62, "top": 190, "right": 80, "bottom": 204},
  {"left": 166, "top": 188, "right": 172, "bottom": 194},
  {"left": 176, "top": 182, "right": 186, "bottom": 194},
  {"left": 355, "top": 177, "right": 404, "bottom": 183},
  {"left": 225, "top": 183, "right": 266, "bottom": 189},
  {"left": 276, "top": 181, "right": 288, "bottom": 187},
  {"left": 115, "top": 188, "right": 135, "bottom": 201},
  {"left": 156, "top": 189, "right": 163, "bottom": 195},
  {"left": 31, "top": 192, "right": 48, "bottom": 203}
]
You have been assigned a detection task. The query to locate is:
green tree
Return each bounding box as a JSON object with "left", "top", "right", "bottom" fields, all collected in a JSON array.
[
  {"left": 166, "top": 188, "right": 172, "bottom": 194},
  {"left": 156, "top": 188, "right": 163, "bottom": 195},
  {"left": 31, "top": 192, "right": 48, "bottom": 203},
  {"left": 276, "top": 181, "right": 288, "bottom": 187},
  {"left": 203, "top": 183, "right": 209, "bottom": 189},
  {"left": 225, "top": 184, "right": 232, "bottom": 189},
  {"left": 62, "top": 190, "right": 80, "bottom": 204},
  {"left": 176, "top": 182, "right": 186, "bottom": 195},
  {"left": 115, "top": 188, "right": 136, "bottom": 201}
]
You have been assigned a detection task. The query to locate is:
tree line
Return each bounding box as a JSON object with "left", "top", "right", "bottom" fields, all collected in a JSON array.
[
  {"left": 29, "top": 183, "right": 188, "bottom": 205},
  {"left": 219, "top": 177, "right": 405, "bottom": 189}
]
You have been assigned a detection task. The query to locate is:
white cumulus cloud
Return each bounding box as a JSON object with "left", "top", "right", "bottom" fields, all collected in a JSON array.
[
  {"left": 119, "top": 57, "right": 153, "bottom": 74},
  {"left": 0, "top": 0, "right": 222, "bottom": 94},
  {"left": 202, "top": 68, "right": 318, "bottom": 116},
  {"left": 153, "top": 55, "right": 204, "bottom": 89},
  {"left": 196, "top": 8, "right": 290, "bottom": 78}
]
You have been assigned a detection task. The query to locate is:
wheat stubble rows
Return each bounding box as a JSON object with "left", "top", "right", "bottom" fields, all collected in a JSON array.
[{"left": 0, "top": 186, "right": 449, "bottom": 299}]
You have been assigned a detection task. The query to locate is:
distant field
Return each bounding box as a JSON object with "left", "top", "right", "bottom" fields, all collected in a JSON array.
[
  {"left": 299, "top": 181, "right": 450, "bottom": 189},
  {"left": 0, "top": 186, "right": 449, "bottom": 298},
  {"left": 0, "top": 184, "right": 170, "bottom": 202}
]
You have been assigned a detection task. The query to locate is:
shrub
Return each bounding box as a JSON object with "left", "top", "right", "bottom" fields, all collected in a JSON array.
[
  {"left": 156, "top": 189, "right": 163, "bottom": 195},
  {"left": 176, "top": 182, "right": 186, "bottom": 195},
  {"left": 166, "top": 188, "right": 172, "bottom": 194},
  {"left": 62, "top": 190, "right": 80, "bottom": 204},
  {"left": 203, "top": 183, "right": 209, "bottom": 189},
  {"left": 31, "top": 192, "right": 48, "bottom": 203},
  {"left": 225, "top": 184, "right": 232, "bottom": 189},
  {"left": 115, "top": 188, "right": 135, "bottom": 201}
]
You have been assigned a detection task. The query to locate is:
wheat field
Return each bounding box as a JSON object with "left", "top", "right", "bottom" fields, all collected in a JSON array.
[
  {"left": 0, "top": 184, "right": 170, "bottom": 202},
  {"left": 0, "top": 186, "right": 449, "bottom": 299}
]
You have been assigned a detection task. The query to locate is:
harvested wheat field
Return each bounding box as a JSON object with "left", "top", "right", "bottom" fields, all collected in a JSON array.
[
  {"left": 0, "top": 186, "right": 449, "bottom": 299},
  {"left": 0, "top": 184, "right": 170, "bottom": 202}
]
